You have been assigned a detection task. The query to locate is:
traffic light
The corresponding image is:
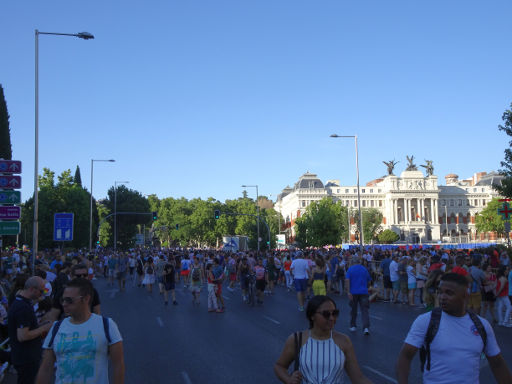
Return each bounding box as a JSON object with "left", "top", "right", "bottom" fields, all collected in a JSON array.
[
  {"left": 175, "top": 224, "right": 179, "bottom": 230},
  {"left": 152, "top": 211, "right": 158, "bottom": 220},
  {"left": 214, "top": 210, "right": 220, "bottom": 219}
]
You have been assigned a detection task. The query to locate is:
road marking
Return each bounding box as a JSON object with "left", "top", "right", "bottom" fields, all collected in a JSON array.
[
  {"left": 181, "top": 371, "right": 192, "bottom": 384},
  {"left": 156, "top": 317, "right": 164, "bottom": 327},
  {"left": 363, "top": 366, "right": 397, "bottom": 384},
  {"left": 370, "top": 315, "right": 383, "bottom": 320},
  {"left": 263, "top": 315, "right": 281, "bottom": 325}
]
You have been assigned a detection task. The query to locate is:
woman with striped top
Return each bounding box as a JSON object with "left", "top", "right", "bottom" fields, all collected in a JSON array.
[{"left": 274, "top": 295, "right": 372, "bottom": 384}]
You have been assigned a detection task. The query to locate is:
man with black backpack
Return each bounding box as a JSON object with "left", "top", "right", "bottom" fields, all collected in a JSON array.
[{"left": 396, "top": 273, "right": 511, "bottom": 384}]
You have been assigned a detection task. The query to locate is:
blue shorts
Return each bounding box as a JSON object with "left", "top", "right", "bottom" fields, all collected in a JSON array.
[
  {"left": 294, "top": 278, "right": 308, "bottom": 292},
  {"left": 392, "top": 280, "right": 400, "bottom": 291},
  {"left": 408, "top": 283, "right": 417, "bottom": 290}
]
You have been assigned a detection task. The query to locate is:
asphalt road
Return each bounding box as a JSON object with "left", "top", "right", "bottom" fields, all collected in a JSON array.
[{"left": 95, "top": 276, "right": 512, "bottom": 384}]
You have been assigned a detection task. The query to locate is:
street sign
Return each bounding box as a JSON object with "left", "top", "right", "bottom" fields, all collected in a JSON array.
[
  {"left": 0, "top": 160, "right": 21, "bottom": 174},
  {"left": 0, "top": 221, "right": 20, "bottom": 235},
  {"left": 53, "top": 213, "right": 74, "bottom": 241},
  {"left": 0, "top": 175, "right": 21, "bottom": 189},
  {"left": 498, "top": 202, "right": 512, "bottom": 221},
  {"left": 0, "top": 206, "right": 21, "bottom": 220},
  {"left": 0, "top": 191, "right": 21, "bottom": 205}
]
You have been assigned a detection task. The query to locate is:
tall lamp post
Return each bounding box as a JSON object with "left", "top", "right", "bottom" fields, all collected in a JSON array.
[
  {"left": 330, "top": 134, "right": 364, "bottom": 255},
  {"left": 33, "top": 29, "right": 94, "bottom": 270},
  {"left": 89, "top": 159, "right": 115, "bottom": 252},
  {"left": 114, "top": 181, "right": 129, "bottom": 250},
  {"left": 242, "top": 184, "right": 260, "bottom": 253}
]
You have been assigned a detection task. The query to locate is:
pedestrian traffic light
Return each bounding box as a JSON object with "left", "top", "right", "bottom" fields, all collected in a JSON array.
[
  {"left": 214, "top": 210, "right": 220, "bottom": 219},
  {"left": 175, "top": 224, "right": 179, "bottom": 230},
  {"left": 152, "top": 211, "right": 157, "bottom": 220}
]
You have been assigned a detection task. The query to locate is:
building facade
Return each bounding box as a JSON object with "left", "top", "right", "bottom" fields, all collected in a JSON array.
[{"left": 275, "top": 169, "right": 503, "bottom": 244}]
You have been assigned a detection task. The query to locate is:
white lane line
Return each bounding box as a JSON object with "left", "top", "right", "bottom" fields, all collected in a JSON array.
[
  {"left": 363, "top": 366, "right": 397, "bottom": 383},
  {"left": 370, "top": 315, "right": 383, "bottom": 320},
  {"left": 263, "top": 315, "right": 281, "bottom": 325},
  {"left": 156, "top": 317, "right": 164, "bottom": 327},
  {"left": 181, "top": 371, "right": 192, "bottom": 384}
]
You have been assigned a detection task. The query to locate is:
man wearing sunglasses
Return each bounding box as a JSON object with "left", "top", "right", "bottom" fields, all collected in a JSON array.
[
  {"left": 47, "top": 264, "right": 101, "bottom": 322},
  {"left": 8, "top": 276, "right": 53, "bottom": 384},
  {"left": 37, "top": 278, "right": 125, "bottom": 384}
]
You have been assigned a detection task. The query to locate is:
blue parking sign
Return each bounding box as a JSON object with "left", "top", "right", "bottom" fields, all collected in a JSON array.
[{"left": 54, "top": 213, "right": 74, "bottom": 241}]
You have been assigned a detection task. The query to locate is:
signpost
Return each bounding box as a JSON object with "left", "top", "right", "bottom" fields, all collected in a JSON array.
[
  {"left": 498, "top": 199, "right": 512, "bottom": 246},
  {"left": 0, "top": 160, "right": 22, "bottom": 238},
  {"left": 54, "top": 213, "right": 74, "bottom": 242}
]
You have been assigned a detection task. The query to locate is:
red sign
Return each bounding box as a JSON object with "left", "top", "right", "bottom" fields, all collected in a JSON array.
[
  {"left": 0, "top": 175, "right": 21, "bottom": 189},
  {"left": 498, "top": 202, "right": 512, "bottom": 220},
  {"left": 0, "top": 160, "right": 21, "bottom": 174},
  {"left": 0, "top": 206, "right": 21, "bottom": 220}
]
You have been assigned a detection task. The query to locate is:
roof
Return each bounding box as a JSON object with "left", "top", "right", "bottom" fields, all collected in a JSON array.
[
  {"left": 293, "top": 172, "right": 325, "bottom": 190},
  {"left": 475, "top": 171, "right": 503, "bottom": 187}
]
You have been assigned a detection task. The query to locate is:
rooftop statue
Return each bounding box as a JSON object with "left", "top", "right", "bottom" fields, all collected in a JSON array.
[
  {"left": 406, "top": 155, "right": 418, "bottom": 171},
  {"left": 383, "top": 159, "right": 399, "bottom": 175},
  {"left": 421, "top": 160, "right": 434, "bottom": 176}
]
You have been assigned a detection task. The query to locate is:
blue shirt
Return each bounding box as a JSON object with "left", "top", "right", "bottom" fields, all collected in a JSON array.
[
  {"left": 380, "top": 258, "right": 391, "bottom": 277},
  {"left": 346, "top": 264, "right": 371, "bottom": 295}
]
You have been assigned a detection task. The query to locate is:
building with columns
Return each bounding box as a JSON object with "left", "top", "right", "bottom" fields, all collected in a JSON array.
[{"left": 275, "top": 168, "right": 504, "bottom": 244}]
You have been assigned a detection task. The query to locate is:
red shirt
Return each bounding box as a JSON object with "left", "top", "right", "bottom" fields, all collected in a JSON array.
[{"left": 452, "top": 266, "right": 468, "bottom": 276}]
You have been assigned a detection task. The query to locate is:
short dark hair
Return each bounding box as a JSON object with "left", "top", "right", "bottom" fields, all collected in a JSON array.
[
  {"left": 440, "top": 272, "right": 469, "bottom": 288},
  {"left": 306, "top": 295, "right": 336, "bottom": 329},
  {"left": 65, "top": 278, "right": 94, "bottom": 300}
]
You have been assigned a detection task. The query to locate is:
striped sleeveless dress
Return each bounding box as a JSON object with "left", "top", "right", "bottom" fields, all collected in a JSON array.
[{"left": 299, "top": 331, "right": 345, "bottom": 384}]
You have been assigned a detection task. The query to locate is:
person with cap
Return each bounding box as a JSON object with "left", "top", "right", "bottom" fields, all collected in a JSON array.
[{"left": 8, "top": 276, "right": 53, "bottom": 384}]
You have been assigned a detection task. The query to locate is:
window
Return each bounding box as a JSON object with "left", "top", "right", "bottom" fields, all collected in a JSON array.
[
  {"left": 450, "top": 200, "right": 454, "bottom": 206},
  {"left": 336, "top": 189, "right": 340, "bottom": 193},
  {"left": 379, "top": 200, "right": 383, "bottom": 207},
  {"left": 353, "top": 189, "right": 357, "bottom": 193},
  {"left": 354, "top": 200, "right": 358, "bottom": 207},
  {"left": 345, "top": 189, "right": 349, "bottom": 193},
  {"left": 483, "top": 200, "right": 486, "bottom": 206},
  {"left": 362, "top": 200, "right": 366, "bottom": 207},
  {"left": 370, "top": 189, "right": 373, "bottom": 193},
  {"left": 458, "top": 199, "right": 462, "bottom": 206},
  {"left": 346, "top": 200, "right": 350, "bottom": 206},
  {"left": 370, "top": 200, "right": 374, "bottom": 207},
  {"left": 301, "top": 200, "right": 306, "bottom": 207},
  {"left": 442, "top": 200, "right": 446, "bottom": 206},
  {"left": 378, "top": 189, "right": 382, "bottom": 193},
  {"left": 481, "top": 188, "right": 485, "bottom": 192},
  {"left": 362, "top": 189, "right": 366, "bottom": 193},
  {"left": 473, "top": 188, "right": 477, "bottom": 192}
]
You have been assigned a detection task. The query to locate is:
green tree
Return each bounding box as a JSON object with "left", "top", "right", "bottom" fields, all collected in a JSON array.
[
  {"left": 475, "top": 198, "right": 506, "bottom": 235},
  {"left": 294, "top": 198, "right": 346, "bottom": 247},
  {"left": 74, "top": 165, "right": 83, "bottom": 187},
  {"left": 362, "top": 208, "right": 384, "bottom": 243},
  {"left": 497, "top": 102, "right": 512, "bottom": 198},
  {"left": 378, "top": 229, "right": 399, "bottom": 244},
  {"left": 0, "top": 85, "right": 12, "bottom": 160},
  {"left": 104, "top": 185, "right": 151, "bottom": 249}
]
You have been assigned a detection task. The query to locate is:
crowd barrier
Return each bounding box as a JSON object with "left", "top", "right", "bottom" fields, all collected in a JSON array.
[{"left": 343, "top": 243, "right": 497, "bottom": 252}]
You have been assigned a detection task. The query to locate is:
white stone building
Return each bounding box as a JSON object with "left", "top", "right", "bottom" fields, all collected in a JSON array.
[{"left": 275, "top": 168, "right": 504, "bottom": 244}]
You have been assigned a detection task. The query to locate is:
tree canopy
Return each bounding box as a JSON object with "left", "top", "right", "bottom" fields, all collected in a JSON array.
[
  {"left": 497, "top": 102, "right": 512, "bottom": 198},
  {"left": 475, "top": 198, "right": 506, "bottom": 235},
  {"left": 0, "top": 84, "right": 12, "bottom": 160}
]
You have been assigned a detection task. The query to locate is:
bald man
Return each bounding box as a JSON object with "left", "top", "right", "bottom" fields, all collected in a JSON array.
[{"left": 8, "top": 276, "right": 53, "bottom": 384}]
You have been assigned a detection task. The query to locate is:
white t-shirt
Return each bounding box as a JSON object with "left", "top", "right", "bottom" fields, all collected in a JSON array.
[
  {"left": 290, "top": 258, "right": 309, "bottom": 279},
  {"left": 404, "top": 311, "right": 500, "bottom": 384},
  {"left": 389, "top": 260, "right": 399, "bottom": 282},
  {"left": 406, "top": 265, "right": 416, "bottom": 284},
  {"left": 43, "top": 314, "right": 123, "bottom": 384}
]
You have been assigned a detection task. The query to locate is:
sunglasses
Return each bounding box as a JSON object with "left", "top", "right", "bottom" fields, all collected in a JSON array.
[
  {"left": 316, "top": 309, "right": 340, "bottom": 319},
  {"left": 60, "top": 296, "right": 83, "bottom": 305}
]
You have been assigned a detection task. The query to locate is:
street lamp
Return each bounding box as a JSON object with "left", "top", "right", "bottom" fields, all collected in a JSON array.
[
  {"left": 89, "top": 159, "right": 115, "bottom": 252},
  {"left": 242, "top": 184, "right": 260, "bottom": 253},
  {"left": 33, "top": 29, "right": 94, "bottom": 271},
  {"left": 330, "top": 134, "right": 364, "bottom": 255},
  {"left": 114, "top": 181, "right": 129, "bottom": 250}
]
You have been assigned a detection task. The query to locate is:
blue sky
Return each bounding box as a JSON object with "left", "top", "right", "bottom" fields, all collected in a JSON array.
[{"left": 1, "top": 1, "right": 511, "bottom": 204}]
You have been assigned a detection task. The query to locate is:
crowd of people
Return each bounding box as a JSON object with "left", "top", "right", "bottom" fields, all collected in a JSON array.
[{"left": 0, "top": 243, "right": 511, "bottom": 383}]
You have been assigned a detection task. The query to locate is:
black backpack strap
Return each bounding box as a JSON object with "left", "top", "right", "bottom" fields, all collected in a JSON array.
[
  {"left": 420, "top": 307, "right": 442, "bottom": 372},
  {"left": 47, "top": 320, "right": 63, "bottom": 348},
  {"left": 102, "top": 316, "right": 111, "bottom": 344},
  {"left": 467, "top": 311, "right": 487, "bottom": 353},
  {"left": 293, "top": 331, "right": 302, "bottom": 372}
]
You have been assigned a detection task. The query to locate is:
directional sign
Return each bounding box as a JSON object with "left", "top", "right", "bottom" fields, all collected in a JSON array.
[
  {"left": 0, "top": 221, "right": 20, "bottom": 235},
  {"left": 0, "top": 175, "right": 21, "bottom": 189},
  {"left": 0, "top": 206, "right": 21, "bottom": 220},
  {"left": 0, "top": 191, "right": 21, "bottom": 205},
  {"left": 54, "top": 213, "right": 74, "bottom": 242},
  {"left": 0, "top": 160, "right": 22, "bottom": 174},
  {"left": 498, "top": 202, "right": 512, "bottom": 221}
]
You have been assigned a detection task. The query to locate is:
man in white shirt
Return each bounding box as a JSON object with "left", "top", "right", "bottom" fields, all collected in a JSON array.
[
  {"left": 396, "top": 273, "right": 511, "bottom": 384},
  {"left": 389, "top": 254, "right": 400, "bottom": 303},
  {"left": 290, "top": 251, "right": 310, "bottom": 312},
  {"left": 37, "top": 278, "right": 125, "bottom": 384}
]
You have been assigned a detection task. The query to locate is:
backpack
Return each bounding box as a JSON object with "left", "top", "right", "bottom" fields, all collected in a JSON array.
[
  {"left": 191, "top": 267, "right": 201, "bottom": 282},
  {"left": 47, "top": 316, "right": 112, "bottom": 348},
  {"left": 419, "top": 308, "right": 487, "bottom": 372}
]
